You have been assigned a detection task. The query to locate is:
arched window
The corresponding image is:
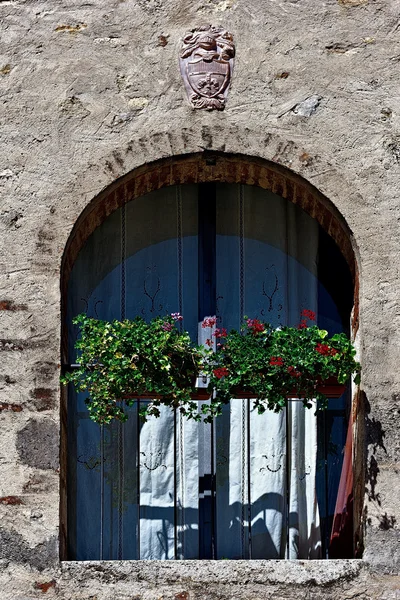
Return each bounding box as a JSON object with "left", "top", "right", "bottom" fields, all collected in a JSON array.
[{"left": 64, "top": 183, "right": 353, "bottom": 561}]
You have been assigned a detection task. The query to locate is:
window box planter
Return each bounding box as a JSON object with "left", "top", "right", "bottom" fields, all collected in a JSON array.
[
  {"left": 62, "top": 312, "right": 360, "bottom": 424},
  {"left": 232, "top": 378, "right": 346, "bottom": 400},
  {"left": 231, "top": 377, "right": 346, "bottom": 400},
  {"left": 123, "top": 377, "right": 346, "bottom": 402},
  {"left": 122, "top": 388, "right": 212, "bottom": 401}
]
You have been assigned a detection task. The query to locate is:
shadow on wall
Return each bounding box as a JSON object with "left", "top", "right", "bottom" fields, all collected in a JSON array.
[{"left": 363, "top": 393, "right": 396, "bottom": 535}]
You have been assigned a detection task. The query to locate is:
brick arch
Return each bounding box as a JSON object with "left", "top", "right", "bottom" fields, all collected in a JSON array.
[{"left": 62, "top": 152, "right": 357, "bottom": 291}]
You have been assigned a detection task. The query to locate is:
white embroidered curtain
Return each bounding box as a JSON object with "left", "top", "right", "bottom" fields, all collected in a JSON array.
[{"left": 67, "top": 183, "right": 331, "bottom": 560}]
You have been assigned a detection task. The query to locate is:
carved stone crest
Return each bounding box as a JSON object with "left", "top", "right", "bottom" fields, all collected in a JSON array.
[{"left": 179, "top": 25, "right": 235, "bottom": 111}]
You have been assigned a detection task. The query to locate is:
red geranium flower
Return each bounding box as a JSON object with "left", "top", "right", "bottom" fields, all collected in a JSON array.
[
  {"left": 213, "top": 367, "right": 229, "bottom": 379},
  {"left": 316, "top": 343, "right": 329, "bottom": 355},
  {"left": 213, "top": 328, "right": 227, "bottom": 338},
  {"left": 270, "top": 356, "right": 284, "bottom": 367},
  {"left": 287, "top": 366, "right": 301, "bottom": 378},
  {"left": 316, "top": 343, "right": 337, "bottom": 356},
  {"left": 247, "top": 318, "right": 265, "bottom": 335},
  {"left": 171, "top": 312, "right": 183, "bottom": 321},
  {"left": 301, "top": 309, "right": 316, "bottom": 321},
  {"left": 202, "top": 317, "right": 217, "bottom": 328}
]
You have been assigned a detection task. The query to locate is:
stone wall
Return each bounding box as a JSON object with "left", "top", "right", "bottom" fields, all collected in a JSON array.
[{"left": 1, "top": 0, "right": 400, "bottom": 597}]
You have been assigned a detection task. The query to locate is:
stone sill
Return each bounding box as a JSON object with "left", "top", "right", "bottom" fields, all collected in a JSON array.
[{"left": 61, "top": 559, "right": 365, "bottom": 587}]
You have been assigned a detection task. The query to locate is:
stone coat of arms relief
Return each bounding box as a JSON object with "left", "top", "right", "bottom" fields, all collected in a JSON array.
[{"left": 179, "top": 25, "right": 235, "bottom": 111}]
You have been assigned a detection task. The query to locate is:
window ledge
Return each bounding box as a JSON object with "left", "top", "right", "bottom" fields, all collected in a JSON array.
[{"left": 61, "top": 559, "right": 364, "bottom": 587}]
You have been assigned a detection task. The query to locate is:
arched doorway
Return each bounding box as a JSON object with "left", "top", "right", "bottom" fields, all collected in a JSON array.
[{"left": 61, "top": 156, "right": 356, "bottom": 561}]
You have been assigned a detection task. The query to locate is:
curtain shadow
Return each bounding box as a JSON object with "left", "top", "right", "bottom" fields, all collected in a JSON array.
[{"left": 138, "top": 492, "right": 290, "bottom": 560}]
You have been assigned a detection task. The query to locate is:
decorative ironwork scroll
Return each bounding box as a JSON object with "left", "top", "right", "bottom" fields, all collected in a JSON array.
[{"left": 179, "top": 24, "right": 235, "bottom": 111}]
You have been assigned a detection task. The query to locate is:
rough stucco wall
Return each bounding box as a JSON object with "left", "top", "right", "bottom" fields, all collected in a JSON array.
[{"left": 1, "top": 0, "right": 400, "bottom": 597}]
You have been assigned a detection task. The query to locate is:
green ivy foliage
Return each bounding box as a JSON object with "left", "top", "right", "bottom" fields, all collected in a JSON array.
[{"left": 62, "top": 313, "right": 361, "bottom": 424}]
